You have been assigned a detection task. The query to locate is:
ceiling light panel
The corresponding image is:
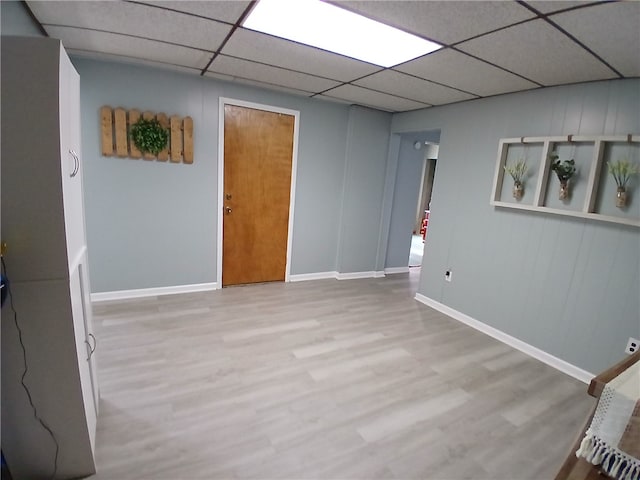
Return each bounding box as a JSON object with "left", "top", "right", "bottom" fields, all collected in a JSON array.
[
  {"left": 331, "top": 1, "right": 535, "bottom": 45},
  {"left": 242, "top": 0, "right": 442, "bottom": 67}
]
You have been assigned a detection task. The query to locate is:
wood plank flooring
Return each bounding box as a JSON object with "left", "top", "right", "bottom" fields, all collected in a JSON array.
[{"left": 89, "top": 270, "right": 594, "bottom": 479}]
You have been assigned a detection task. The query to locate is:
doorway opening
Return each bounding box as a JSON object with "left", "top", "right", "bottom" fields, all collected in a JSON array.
[{"left": 410, "top": 150, "right": 437, "bottom": 267}]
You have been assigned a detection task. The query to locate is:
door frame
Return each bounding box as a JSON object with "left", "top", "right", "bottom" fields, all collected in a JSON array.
[{"left": 217, "top": 97, "right": 300, "bottom": 287}]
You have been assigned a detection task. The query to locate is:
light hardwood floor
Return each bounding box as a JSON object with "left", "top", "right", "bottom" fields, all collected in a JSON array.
[{"left": 90, "top": 270, "right": 594, "bottom": 479}]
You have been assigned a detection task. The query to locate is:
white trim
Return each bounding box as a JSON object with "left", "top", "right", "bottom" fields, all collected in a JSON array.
[
  {"left": 91, "top": 282, "right": 218, "bottom": 303},
  {"left": 414, "top": 293, "right": 594, "bottom": 384},
  {"left": 217, "top": 98, "right": 300, "bottom": 287},
  {"left": 336, "top": 271, "right": 383, "bottom": 280},
  {"left": 384, "top": 266, "right": 410, "bottom": 274},
  {"left": 289, "top": 271, "right": 338, "bottom": 282}
]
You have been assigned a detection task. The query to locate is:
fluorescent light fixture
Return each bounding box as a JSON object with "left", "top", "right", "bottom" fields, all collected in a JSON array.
[{"left": 243, "top": 0, "right": 442, "bottom": 68}]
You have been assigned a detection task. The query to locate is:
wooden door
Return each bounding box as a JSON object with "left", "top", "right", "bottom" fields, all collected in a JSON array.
[{"left": 223, "top": 104, "right": 295, "bottom": 286}]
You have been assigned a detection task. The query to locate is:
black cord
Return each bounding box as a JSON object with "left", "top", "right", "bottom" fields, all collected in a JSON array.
[{"left": 1, "top": 257, "right": 59, "bottom": 480}]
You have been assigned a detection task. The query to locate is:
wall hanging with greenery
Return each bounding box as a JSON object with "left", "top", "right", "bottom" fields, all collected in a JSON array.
[
  {"left": 99, "top": 106, "right": 194, "bottom": 164},
  {"left": 549, "top": 152, "right": 576, "bottom": 201},
  {"left": 607, "top": 158, "right": 639, "bottom": 208},
  {"left": 503, "top": 159, "right": 528, "bottom": 200}
]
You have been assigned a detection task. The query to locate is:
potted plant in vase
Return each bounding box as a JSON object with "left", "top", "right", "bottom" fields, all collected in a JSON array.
[
  {"left": 504, "top": 160, "right": 528, "bottom": 200},
  {"left": 607, "top": 158, "right": 639, "bottom": 208},
  {"left": 549, "top": 152, "right": 576, "bottom": 201}
]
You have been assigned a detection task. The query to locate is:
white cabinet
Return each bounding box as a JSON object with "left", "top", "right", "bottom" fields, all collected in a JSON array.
[{"left": 1, "top": 37, "right": 98, "bottom": 479}]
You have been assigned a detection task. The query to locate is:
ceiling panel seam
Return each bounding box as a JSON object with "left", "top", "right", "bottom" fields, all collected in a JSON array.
[
  {"left": 40, "top": 24, "right": 216, "bottom": 54},
  {"left": 201, "top": 1, "right": 256, "bottom": 75},
  {"left": 317, "top": 83, "right": 433, "bottom": 107},
  {"left": 449, "top": 47, "right": 544, "bottom": 87},
  {"left": 516, "top": 0, "right": 624, "bottom": 78},
  {"left": 212, "top": 53, "right": 350, "bottom": 83},
  {"left": 125, "top": 0, "right": 237, "bottom": 26},
  {"left": 67, "top": 48, "right": 203, "bottom": 72}
]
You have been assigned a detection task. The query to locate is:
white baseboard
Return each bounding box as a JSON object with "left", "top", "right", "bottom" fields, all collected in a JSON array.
[
  {"left": 384, "top": 266, "right": 410, "bottom": 274},
  {"left": 414, "top": 293, "right": 594, "bottom": 384},
  {"left": 335, "top": 271, "right": 384, "bottom": 280},
  {"left": 289, "top": 271, "right": 338, "bottom": 282},
  {"left": 91, "top": 282, "right": 218, "bottom": 303},
  {"left": 374, "top": 271, "right": 386, "bottom": 278}
]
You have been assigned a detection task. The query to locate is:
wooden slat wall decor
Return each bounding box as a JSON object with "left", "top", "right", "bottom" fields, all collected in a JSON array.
[
  {"left": 114, "top": 108, "right": 128, "bottom": 157},
  {"left": 170, "top": 115, "right": 182, "bottom": 163},
  {"left": 156, "top": 113, "right": 169, "bottom": 162},
  {"left": 99, "top": 106, "right": 194, "bottom": 164},
  {"left": 100, "top": 106, "right": 113, "bottom": 156},
  {"left": 183, "top": 117, "right": 194, "bottom": 164}
]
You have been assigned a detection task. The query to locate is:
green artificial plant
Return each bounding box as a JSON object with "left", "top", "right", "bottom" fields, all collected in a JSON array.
[
  {"left": 549, "top": 152, "right": 576, "bottom": 183},
  {"left": 607, "top": 158, "right": 639, "bottom": 189},
  {"left": 504, "top": 160, "right": 528, "bottom": 184},
  {"left": 130, "top": 118, "right": 169, "bottom": 156}
]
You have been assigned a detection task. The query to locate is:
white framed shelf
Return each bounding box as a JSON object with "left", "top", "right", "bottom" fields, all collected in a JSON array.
[{"left": 490, "top": 134, "right": 640, "bottom": 228}]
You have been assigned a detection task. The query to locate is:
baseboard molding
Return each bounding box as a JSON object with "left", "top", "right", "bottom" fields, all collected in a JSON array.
[
  {"left": 91, "top": 282, "right": 218, "bottom": 303},
  {"left": 414, "top": 293, "right": 594, "bottom": 384},
  {"left": 289, "top": 271, "right": 338, "bottom": 282},
  {"left": 335, "top": 271, "right": 384, "bottom": 280},
  {"left": 384, "top": 266, "right": 410, "bottom": 274}
]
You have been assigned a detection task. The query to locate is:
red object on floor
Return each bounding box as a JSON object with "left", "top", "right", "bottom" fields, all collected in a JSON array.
[{"left": 420, "top": 211, "right": 430, "bottom": 240}]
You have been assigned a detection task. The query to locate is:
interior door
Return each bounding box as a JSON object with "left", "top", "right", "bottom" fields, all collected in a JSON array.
[{"left": 222, "top": 104, "right": 295, "bottom": 286}]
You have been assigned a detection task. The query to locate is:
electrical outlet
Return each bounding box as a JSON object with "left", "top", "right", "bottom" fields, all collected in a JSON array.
[
  {"left": 626, "top": 337, "right": 639, "bottom": 355},
  {"left": 445, "top": 270, "right": 452, "bottom": 282}
]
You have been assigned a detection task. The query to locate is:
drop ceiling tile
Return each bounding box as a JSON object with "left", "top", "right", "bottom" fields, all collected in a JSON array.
[
  {"left": 395, "top": 49, "right": 539, "bottom": 97},
  {"left": 28, "top": 1, "right": 231, "bottom": 51},
  {"left": 207, "top": 55, "right": 341, "bottom": 93},
  {"left": 330, "top": 1, "right": 534, "bottom": 45},
  {"left": 221, "top": 28, "right": 381, "bottom": 82},
  {"left": 46, "top": 26, "right": 212, "bottom": 70},
  {"left": 550, "top": 1, "right": 640, "bottom": 77},
  {"left": 208, "top": 75, "right": 313, "bottom": 98},
  {"left": 355, "top": 70, "right": 475, "bottom": 105},
  {"left": 68, "top": 49, "right": 203, "bottom": 76},
  {"left": 322, "top": 84, "right": 430, "bottom": 112},
  {"left": 525, "top": 1, "right": 599, "bottom": 14},
  {"left": 457, "top": 19, "right": 617, "bottom": 86},
  {"left": 135, "top": 1, "right": 251, "bottom": 23}
]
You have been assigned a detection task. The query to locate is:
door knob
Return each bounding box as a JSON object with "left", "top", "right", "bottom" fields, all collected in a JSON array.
[{"left": 225, "top": 206, "right": 232, "bottom": 214}]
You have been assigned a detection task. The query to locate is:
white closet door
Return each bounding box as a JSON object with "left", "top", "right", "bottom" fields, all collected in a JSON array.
[
  {"left": 70, "top": 265, "right": 97, "bottom": 453},
  {"left": 60, "top": 51, "right": 85, "bottom": 271}
]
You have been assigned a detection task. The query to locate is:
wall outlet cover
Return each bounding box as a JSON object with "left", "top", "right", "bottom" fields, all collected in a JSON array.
[{"left": 625, "top": 337, "right": 639, "bottom": 355}]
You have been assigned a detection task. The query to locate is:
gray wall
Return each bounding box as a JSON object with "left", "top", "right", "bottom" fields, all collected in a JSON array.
[
  {"left": 0, "top": 1, "right": 44, "bottom": 37},
  {"left": 74, "top": 58, "right": 390, "bottom": 291},
  {"left": 392, "top": 79, "right": 640, "bottom": 374},
  {"left": 385, "top": 138, "right": 425, "bottom": 269},
  {"left": 337, "top": 106, "right": 392, "bottom": 274}
]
